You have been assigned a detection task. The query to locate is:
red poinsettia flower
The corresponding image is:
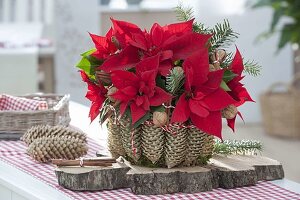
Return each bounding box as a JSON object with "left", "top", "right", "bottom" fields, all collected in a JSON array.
[
  {"left": 89, "top": 28, "right": 118, "bottom": 60},
  {"left": 100, "top": 19, "right": 211, "bottom": 76},
  {"left": 226, "top": 48, "right": 254, "bottom": 131},
  {"left": 110, "top": 56, "right": 172, "bottom": 124},
  {"left": 171, "top": 49, "right": 236, "bottom": 138},
  {"left": 80, "top": 71, "right": 108, "bottom": 122}
]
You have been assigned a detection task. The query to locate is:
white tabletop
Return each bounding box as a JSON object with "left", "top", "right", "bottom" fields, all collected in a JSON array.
[{"left": 0, "top": 101, "right": 299, "bottom": 200}]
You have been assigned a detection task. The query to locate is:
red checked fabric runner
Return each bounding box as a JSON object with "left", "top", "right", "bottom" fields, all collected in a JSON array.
[
  {"left": 0, "top": 138, "right": 299, "bottom": 200},
  {"left": 0, "top": 94, "right": 48, "bottom": 111}
]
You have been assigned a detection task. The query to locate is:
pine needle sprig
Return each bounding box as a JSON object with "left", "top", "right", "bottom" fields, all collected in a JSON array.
[
  {"left": 174, "top": 4, "right": 193, "bottom": 21},
  {"left": 210, "top": 20, "right": 239, "bottom": 50},
  {"left": 213, "top": 139, "right": 263, "bottom": 155},
  {"left": 166, "top": 67, "right": 185, "bottom": 95},
  {"left": 243, "top": 60, "right": 262, "bottom": 77},
  {"left": 174, "top": 4, "right": 210, "bottom": 34}
]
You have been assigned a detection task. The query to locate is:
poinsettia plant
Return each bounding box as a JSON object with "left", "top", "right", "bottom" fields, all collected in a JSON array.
[{"left": 76, "top": 6, "right": 259, "bottom": 139}]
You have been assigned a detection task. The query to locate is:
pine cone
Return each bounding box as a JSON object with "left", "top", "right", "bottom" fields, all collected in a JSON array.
[
  {"left": 21, "top": 125, "right": 87, "bottom": 145},
  {"left": 107, "top": 117, "right": 126, "bottom": 158},
  {"left": 119, "top": 117, "right": 141, "bottom": 162},
  {"left": 141, "top": 124, "right": 165, "bottom": 164},
  {"left": 201, "top": 133, "right": 215, "bottom": 157},
  {"left": 165, "top": 124, "right": 188, "bottom": 168},
  {"left": 27, "top": 136, "right": 88, "bottom": 163},
  {"left": 184, "top": 127, "right": 214, "bottom": 166}
]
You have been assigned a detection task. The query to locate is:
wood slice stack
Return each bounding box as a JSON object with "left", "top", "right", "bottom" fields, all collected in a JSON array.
[{"left": 55, "top": 155, "right": 284, "bottom": 195}]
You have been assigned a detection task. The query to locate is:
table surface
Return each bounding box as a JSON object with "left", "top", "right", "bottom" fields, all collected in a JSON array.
[{"left": 0, "top": 101, "right": 300, "bottom": 200}]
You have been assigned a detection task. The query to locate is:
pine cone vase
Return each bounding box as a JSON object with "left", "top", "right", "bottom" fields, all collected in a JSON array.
[
  {"left": 165, "top": 124, "right": 188, "bottom": 168},
  {"left": 27, "top": 136, "right": 88, "bottom": 163},
  {"left": 141, "top": 123, "right": 165, "bottom": 164},
  {"left": 107, "top": 117, "right": 126, "bottom": 158},
  {"left": 184, "top": 127, "right": 214, "bottom": 166},
  {"left": 119, "top": 117, "right": 141, "bottom": 162},
  {"left": 200, "top": 133, "right": 215, "bottom": 157},
  {"left": 21, "top": 125, "right": 87, "bottom": 145}
]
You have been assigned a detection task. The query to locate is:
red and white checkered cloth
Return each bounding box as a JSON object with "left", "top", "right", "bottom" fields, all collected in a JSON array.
[
  {"left": 0, "top": 138, "right": 299, "bottom": 200},
  {"left": 0, "top": 94, "right": 48, "bottom": 111}
]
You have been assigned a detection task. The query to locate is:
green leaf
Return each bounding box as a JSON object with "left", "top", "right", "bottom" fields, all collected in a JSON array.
[
  {"left": 76, "top": 52, "right": 103, "bottom": 78},
  {"left": 81, "top": 48, "right": 96, "bottom": 57},
  {"left": 278, "top": 24, "right": 293, "bottom": 50},
  {"left": 223, "top": 70, "right": 237, "bottom": 82},
  {"left": 252, "top": 0, "right": 272, "bottom": 8},
  {"left": 123, "top": 108, "right": 131, "bottom": 120},
  {"left": 151, "top": 105, "right": 166, "bottom": 112},
  {"left": 156, "top": 75, "right": 166, "bottom": 88},
  {"left": 270, "top": 8, "right": 284, "bottom": 31},
  {"left": 133, "top": 112, "right": 151, "bottom": 129},
  {"left": 220, "top": 80, "right": 231, "bottom": 91}
]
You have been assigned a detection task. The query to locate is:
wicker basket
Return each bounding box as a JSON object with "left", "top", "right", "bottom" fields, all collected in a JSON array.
[
  {"left": 260, "top": 75, "right": 300, "bottom": 138},
  {"left": 107, "top": 117, "right": 214, "bottom": 168},
  {"left": 0, "top": 94, "right": 70, "bottom": 135}
]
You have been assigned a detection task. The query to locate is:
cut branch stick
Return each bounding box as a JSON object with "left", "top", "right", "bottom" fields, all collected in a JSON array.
[
  {"left": 52, "top": 157, "right": 116, "bottom": 167},
  {"left": 102, "top": 101, "right": 120, "bottom": 122}
]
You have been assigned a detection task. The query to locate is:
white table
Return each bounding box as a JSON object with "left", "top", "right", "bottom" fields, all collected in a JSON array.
[{"left": 0, "top": 101, "right": 299, "bottom": 200}]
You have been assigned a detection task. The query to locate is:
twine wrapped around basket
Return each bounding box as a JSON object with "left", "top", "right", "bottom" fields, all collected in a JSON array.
[
  {"left": 260, "top": 73, "right": 300, "bottom": 138},
  {"left": 107, "top": 116, "right": 215, "bottom": 168}
]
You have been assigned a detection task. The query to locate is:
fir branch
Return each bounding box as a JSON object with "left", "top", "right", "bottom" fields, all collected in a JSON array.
[
  {"left": 174, "top": 4, "right": 210, "bottom": 34},
  {"left": 243, "top": 60, "right": 262, "bottom": 77},
  {"left": 166, "top": 67, "right": 185, "bottom": 95},
  {"left": 214, "top": 139, "right": 263, "bottom": 155},
  {"left": 210, "top": 20, "right": 239, "bottom": 50},
  {"left": 174, "top": 4, "right": 193, "bottom": 21}
]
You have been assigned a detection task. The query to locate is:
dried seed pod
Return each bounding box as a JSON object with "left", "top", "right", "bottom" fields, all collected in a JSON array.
[
  {"left": 107, "top": 87, "right": 118, "bottom": 102},
  {"left": 173, "top": 66, "right": 184, "bottom": 74},
  {"left": 153, "top": 111, "right": 168, "bottom": 127},
  {"left": 111, "top": 36, "right": 120, "bottom": 49},
  {"left": 216, "top": 49, "right": 227, "bottom": 63},
  {"left": 222, "top": 105, "right": 238, "bottom": 119},
  {"left": 209, "top": 49, "right": 226, "bottom": 70},
  {"left": 209, "top": 64, "right": 216, "bottom": 71}
]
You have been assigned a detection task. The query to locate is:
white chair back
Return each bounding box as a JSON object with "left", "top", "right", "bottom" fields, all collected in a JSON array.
[{"left": 0, "top": 0, "right": 53, "bottom": 24}]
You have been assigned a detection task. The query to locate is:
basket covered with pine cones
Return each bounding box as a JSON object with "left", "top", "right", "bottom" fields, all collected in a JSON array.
[{"left": 76, "top": 6, "right": 258, "bottom": 168}]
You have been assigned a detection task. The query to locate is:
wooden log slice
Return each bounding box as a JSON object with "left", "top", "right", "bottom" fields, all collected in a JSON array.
[
  {"left": 55, "top": 163, "right": 130, "bottom": 191},
  {"left": 126, "top": 165, "right": 212, "bottom": 195},
  {"left": 208, "top": 155, "right": 258, "bottom": 189}
]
